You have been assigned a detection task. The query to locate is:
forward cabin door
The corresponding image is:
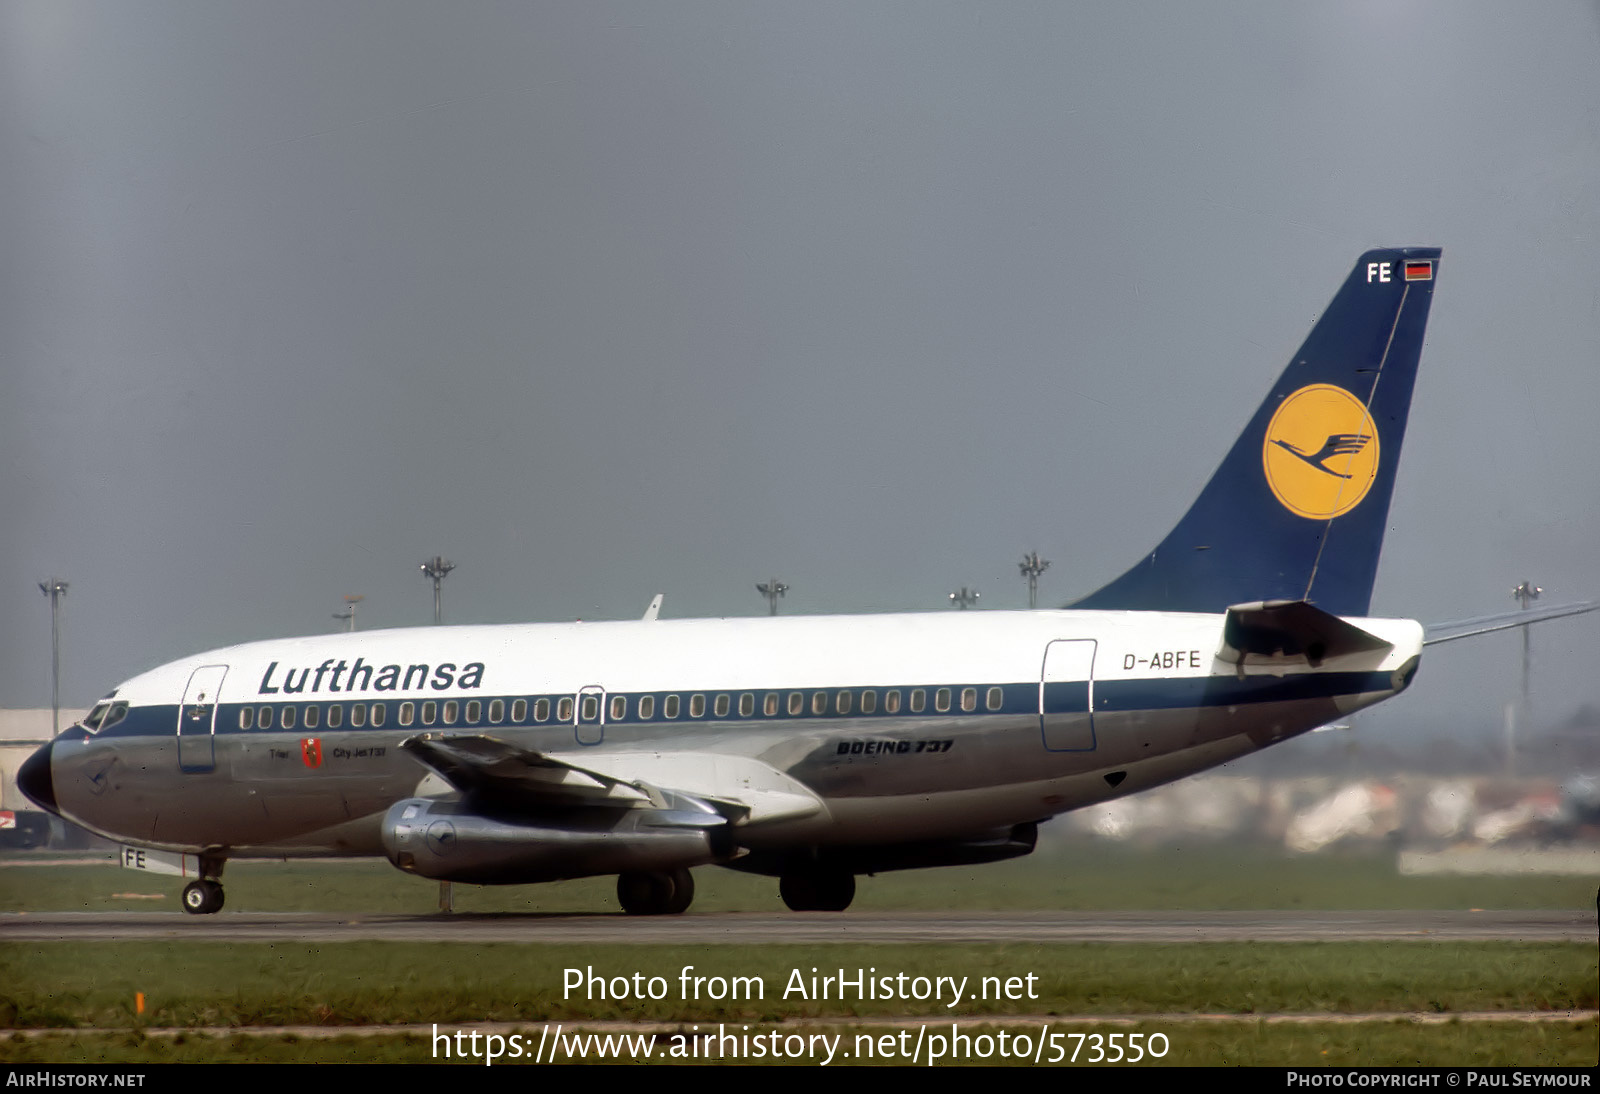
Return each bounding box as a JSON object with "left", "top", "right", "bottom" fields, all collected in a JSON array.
[
  {"left": 1039, "top": 640, "right": 1097, "bottom": 751},
  {"left": 177, "top": 664, "right": 229, "bottom": 772}
]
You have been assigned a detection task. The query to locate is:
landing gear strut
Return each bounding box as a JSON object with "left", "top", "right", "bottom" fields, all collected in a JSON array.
[
  {"left": 779, "top": 868, "right": 855, "bottom": 912},
  {"left": 616, "top": 867, "right": 695, "bottom": 915}
]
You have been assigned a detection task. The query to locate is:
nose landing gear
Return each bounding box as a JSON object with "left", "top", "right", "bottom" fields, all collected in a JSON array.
[
  {"left": 181, "top": 879, "right": 225, "bottom": 914},
  {"left": 179, "top": 855, "right": 227, "bottom": 915}
]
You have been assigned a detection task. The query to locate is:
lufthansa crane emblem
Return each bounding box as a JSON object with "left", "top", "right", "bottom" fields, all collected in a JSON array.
[{"left": 1263, "top": 384, "right": 1380, "bottom": 520}]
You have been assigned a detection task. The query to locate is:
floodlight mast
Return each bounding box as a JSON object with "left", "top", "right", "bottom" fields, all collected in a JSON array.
[
  {"left": 38, "top": 579, "right": 68, "bottom": 737},
  {"left": 332, "top": 594, "right": 363, "bottom": 632},
  {"left": 1018, "top": 551, "right": 1051, "bottom": 610},
  {"left": 949, "top": 587, "right": 979, "bottom": 610},
  {"left": 1511, "top": 580, "right": 1542, "bottom": 709},
  {"left": 756, "top": 579, "right": 788, "bottom": 616},
  {"left": 418, "top": 559, "right": 455, "bottom": 912},
  {"left": 421, "top": 557, "right": 455, "bottom": 625}
]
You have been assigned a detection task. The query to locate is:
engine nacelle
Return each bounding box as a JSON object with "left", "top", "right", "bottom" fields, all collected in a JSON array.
[{"left": 381, "top": 797, "right": 730, "bottom": 884}]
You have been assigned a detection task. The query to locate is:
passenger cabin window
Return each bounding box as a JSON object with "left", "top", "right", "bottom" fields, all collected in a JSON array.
[
  {"left": 327, "top": 704, "right": 343, "bottom": 728},
  {"left": 556, "top": 697, "right": 572, "bottom": 722},
  {"left": 764, "top": 693, "right": 778, "bottom": 716},
  {"left": 936, "top": 688, "right": 951, "bottom": 712},
  {"left": 422, "top": 701, "right": 437, "bottom": 725},
  {"left": 639, "top": 696, "right": 655, "bottom": 720},
  {"left": 443, "top": 700, "right": 458, "bottom": 725},
  {"left": 489, "top": 699, "right": 505, "bottom": 723},
  {"left": 465, "top": 700, "right": 479, "bottom": 723},
  {"left": 885, "top": 690, "right": 901, "bottom": 714},
  {"left": 371, "top": 703, "right": 385, "bottom": 727},
  {"left": 534, "top": 698, "right": 550, "bottom": 722},
  {"left": 304, "top": 705, "right": 320, "bottom": 728},
  {"left": 512, "top": 699, "right": 528, "bottom": 723},
  {"left": 961, "top": 687, "right": 977, "bottom": 712},
  {"left": 714, "top": 694, "right": 730, "bottom": 717},
  {"left": 399, "top": 702, "right": 415, "bottom": 727},
  {"left": 860, "top": 690, "right": 876, "bottom": 714},
  {"left": 836, "top": 691, "right": 852, "bottom": 714},
  {"left": 581, "top": 695, "right": 599, "bottom": 721},
  {"left": 258, "top": 705, "right": 272, "bottom": 727},
  {"left": 690, "top": 694, "right": 706, "bottom": 718},
  {"left": 610, "top": 695, "right": 626, "bottom": 721},
  {"left": 910, "top": 689, "right": 925, "bottom": 713},
  {"left": 350, "top": 704, "right": 367, "bottom": 727},
  {"left": 281, "top": 706, "right": 296, "bottom": 729},
  {"left": 665, "top": 695, "right": 680, "bottom": 718},
  {"left": 739, "top": 693, "right": 755, "bottom": 717},
  {"left": 788, "top": 693, "right": 804, "bottom": 716},
  {"left": 811, "top": 692, "right": 827, "bottom": 715},
  {"left": 239, "top": 707, "right": 254, "bottom": 730},
  {"left": 986, "top": 687, "right": 1003, "bottom": 711}
]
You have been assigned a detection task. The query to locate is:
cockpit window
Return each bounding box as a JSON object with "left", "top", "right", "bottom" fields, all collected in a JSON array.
[
  {"left": 100, "top": 702, "right": 129, "bottom": 730},
  {"left": 83, "top": 702, "right": 112, "bottom": 731}
]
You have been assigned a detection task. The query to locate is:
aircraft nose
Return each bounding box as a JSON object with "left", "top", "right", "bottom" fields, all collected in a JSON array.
[{"left": 17, "top": 739, "right": 58, "bottom": 815}]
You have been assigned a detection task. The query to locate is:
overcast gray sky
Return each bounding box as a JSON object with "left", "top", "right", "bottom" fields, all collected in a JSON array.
[{"left": 4, "top": 2, "right": 1597, "bottom": 743}]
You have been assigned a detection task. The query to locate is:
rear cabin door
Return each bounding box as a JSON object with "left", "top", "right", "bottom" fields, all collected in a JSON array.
[
  {"left": 1039, "top": 640, "right": 1097, "bottom": 751},
  {"left": 177, "top": 664, "right": 229, "bottom": 772}
]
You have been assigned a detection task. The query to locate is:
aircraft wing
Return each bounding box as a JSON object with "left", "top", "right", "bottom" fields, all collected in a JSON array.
[
  {"left": 1422, "top": 599, "right": 1600, "bottom": 646},
  {"left": 400, "top": 733, "right": 825, "bottom": 826}
]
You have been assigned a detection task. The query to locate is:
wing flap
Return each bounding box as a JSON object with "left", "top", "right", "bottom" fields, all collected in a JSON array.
[{"left": 401, "top": 733, "right": 825, "bottom": 826}]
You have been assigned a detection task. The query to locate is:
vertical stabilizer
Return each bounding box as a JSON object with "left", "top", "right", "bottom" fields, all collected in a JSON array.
[{"left": 1070, "top": 248, "right": 1440, "bottom": 618}]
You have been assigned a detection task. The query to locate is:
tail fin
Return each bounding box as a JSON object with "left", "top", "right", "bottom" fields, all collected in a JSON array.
[{"left": 1070, "top": 247, "right": 1440, "bottom": 618}]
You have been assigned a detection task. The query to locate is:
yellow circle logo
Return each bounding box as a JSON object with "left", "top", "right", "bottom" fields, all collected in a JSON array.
[{"left": 1262, "top": 384, "right": 1379, "bottom": 520}]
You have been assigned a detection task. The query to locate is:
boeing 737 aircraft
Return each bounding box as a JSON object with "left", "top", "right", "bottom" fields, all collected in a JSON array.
[{"left": 17, "top": 247, "right": 1595, "bottom": 915}]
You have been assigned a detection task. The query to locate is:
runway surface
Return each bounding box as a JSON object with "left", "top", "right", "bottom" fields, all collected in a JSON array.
[{"left": 2, "top": 909, "right": 1591, "bottom": 943}]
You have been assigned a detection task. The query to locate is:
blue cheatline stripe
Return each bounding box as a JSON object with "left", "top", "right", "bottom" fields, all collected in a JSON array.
[{"left": 83, "top": 671, "right": 1396, "bottom": 741}]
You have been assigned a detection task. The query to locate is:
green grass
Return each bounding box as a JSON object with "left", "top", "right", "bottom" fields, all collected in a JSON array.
[{"left": 2, "top": 843, "right": 1595, "bottom": 914}]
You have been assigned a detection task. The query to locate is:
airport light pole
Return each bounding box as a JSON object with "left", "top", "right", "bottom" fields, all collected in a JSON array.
[
  {"left": 38, "top": 579, "right": 68, "bottom": 737},
  {"left": 1504, "top": 580, "right": 1542, "bottom": 778},
  {"left": 1018, "top": 551, "right": 1051, "bottom": 610},
  {"left": 332, "top": 594, "right": 363, "bottom": 632},
  {"left": 418, "top": 561, "right": 454, "bottom": 913},
  {"left": 757, "top": 579, "right": 788, "bottom": 616},
  {"left": 949, "top": 587, "right": 980, "bottom": 610},
  {"left": 421, "top": 557, "right": 455, "bottom": 625},
  {"left": 1511, "top": 580, "right": 1542, "bottom": 709}
]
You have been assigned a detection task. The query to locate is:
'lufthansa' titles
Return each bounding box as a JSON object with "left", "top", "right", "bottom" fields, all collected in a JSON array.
[{"left": 258, "top": 658, "right": 486, "bottom": 695}]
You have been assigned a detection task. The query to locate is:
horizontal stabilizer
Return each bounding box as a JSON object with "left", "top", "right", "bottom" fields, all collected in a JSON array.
[
  {"left": 1423, "top": 599, "right": 1600, "bottom": 646},
  {"left": 1220, "top": 600, "right": 1393, "bottom": 669}
]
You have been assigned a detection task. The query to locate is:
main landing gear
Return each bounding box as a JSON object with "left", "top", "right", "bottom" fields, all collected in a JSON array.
[
  {"left": 779, "top": 868, "right": 855, "bottom": 912},
  {"left": 180, "top": 856, "right": 227, "bottom": 915},
  {"left": 181, "top": 878, "right": 225, "bottom": 915},
  {"left": 616, "top": 867, "right": 695, "bottom": 915}
]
